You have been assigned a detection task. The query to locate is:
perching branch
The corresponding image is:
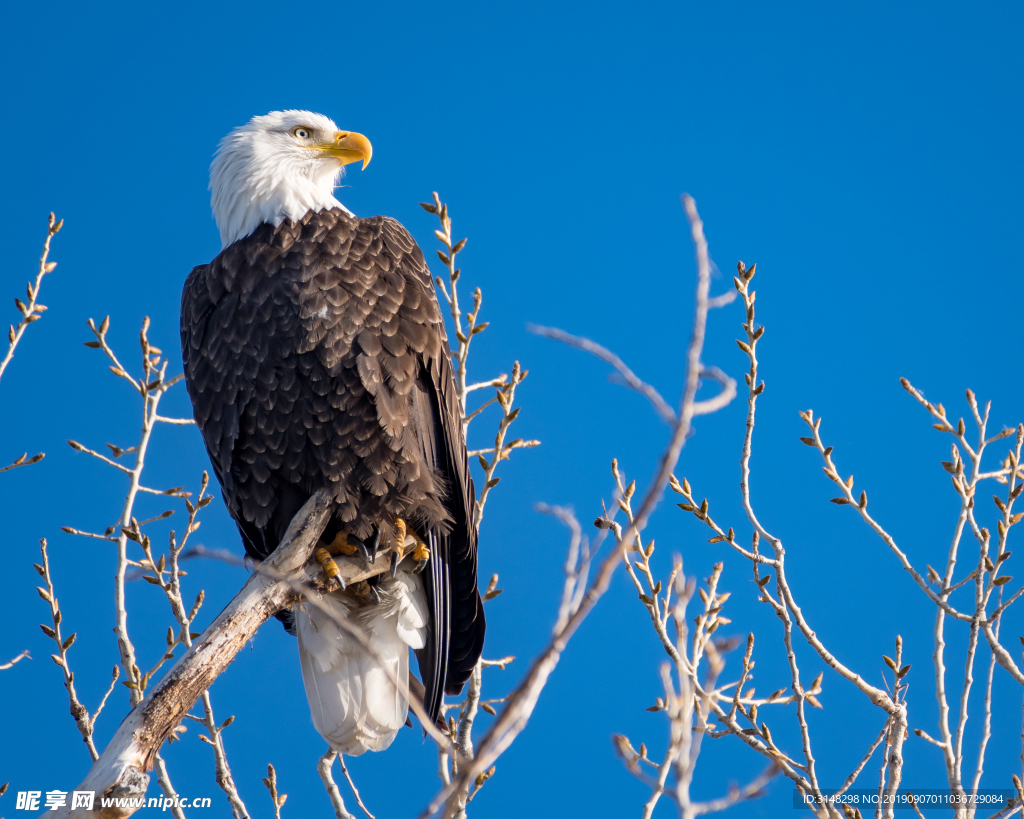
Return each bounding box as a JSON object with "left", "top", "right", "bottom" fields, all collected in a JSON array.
[{"left": 52, "top": 489, "right": 335, "bottom": 819}]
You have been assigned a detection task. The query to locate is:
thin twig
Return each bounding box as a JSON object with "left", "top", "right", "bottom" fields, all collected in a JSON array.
[
  {"left": 35, "top": 539, "right": 100, "bottom": 760},
  {"left": 0, "top": 650, "right": 30, "bottom": 670},
  {"left": 836, "top": 721, "right": 891, "bottom": 796},
  {"left": 0, "top": 212, "right": 62, "bottom": 385},
  {"left": 338, "top": 757, "right": 375, "bottom": 819},
  {"left": 153, "top": 754, "right": 186, "bottom": 819},
  {"left": 318, "top": 751, "right": 356, "bottom": 819},
  {"left": 729, "top": 259, "right": 911, "bottom": 817},
  {"left": 0, "top": 452, "right": 44, "bottom": 473},
  {"left": 527, "top": 323, "right": 677, "bottom": 424},
  {"left": 420, "top": 194, "right": 735, "bottom": 818},
  {"left": 692, "top": 763, "right": 778, "bottom": 815},
  {"left": 262, "top": 764, "right": 286, "bottom": 819},
  {"left": 88, "top": 666, "right": 119, "bottom": 737}
]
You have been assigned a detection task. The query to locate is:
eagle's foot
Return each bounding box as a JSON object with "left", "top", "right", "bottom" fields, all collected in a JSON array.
[
  {"left": 314, "top": 546, "right": 345, "bottom": 591},
  {"left": 328, "top": 524, "right": 383, "bottom": 569},
  {"left": 390, "top": 518, "right": 408, "bottom": 577},
  {"left": 352, "top": 579, "right": 382, "bottom": 605},
  {"left": 412, "top": 539, "right": 431, "bottom": 574},
  {"left": 322, "top": 530, "right": 373, "bottom": 583},
  {"left": 328, "top": 531, "right": 360, "bottom": 557},
  {"left": 396, "top": 524, "right": 430, "bottom": 573},
  {"left": 369, "top": 524, "right": 383, "bottom": 561},
  {"left": 331, "top": 531, "right": 372, "bottom": 564}
]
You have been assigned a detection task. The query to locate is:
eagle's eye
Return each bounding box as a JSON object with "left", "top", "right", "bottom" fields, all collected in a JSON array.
[{"left": 293, "top": 127, "right": 312, "bottom": 140}]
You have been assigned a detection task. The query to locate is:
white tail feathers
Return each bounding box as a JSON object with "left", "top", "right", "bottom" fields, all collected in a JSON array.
[{"left": 297, "top": 571, "right": 429, "bottom": 756}]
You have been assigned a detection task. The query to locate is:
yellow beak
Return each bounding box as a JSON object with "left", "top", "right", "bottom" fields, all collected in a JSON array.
[{"left": 316, "top": 131, "right": 373, "bottom": 169}]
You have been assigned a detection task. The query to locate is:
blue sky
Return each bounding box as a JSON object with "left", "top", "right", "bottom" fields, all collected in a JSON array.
[{"left": 2, "top": 1, "right": 1023, "bottom": 816}]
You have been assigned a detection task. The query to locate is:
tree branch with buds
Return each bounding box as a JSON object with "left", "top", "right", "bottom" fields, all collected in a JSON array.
[
  {"left": 1, "top": 212, "right": 61, "bottom": 475},
  {"left": 420, "top": 194, "right": 737, "bottom": 819}
]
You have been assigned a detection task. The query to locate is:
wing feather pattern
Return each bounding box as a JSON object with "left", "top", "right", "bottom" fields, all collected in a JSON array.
[{"left": 181, "top": 209, "right": 484, "bottom": 723}]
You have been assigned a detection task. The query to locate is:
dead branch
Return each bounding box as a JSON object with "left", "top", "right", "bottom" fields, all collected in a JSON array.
[{"left": 53, "top": 489, "right": 340, "bottom": 818}]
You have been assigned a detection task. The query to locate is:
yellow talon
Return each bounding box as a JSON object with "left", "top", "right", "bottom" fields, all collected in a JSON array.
[
  {"left": 393, "top": 518, "right": 407, "bottom": 557},
  {"left": 330, "top": 531, "right": 359, "bottom": 556},
  {"left": 389, "top": 518, "right": 409, "bottom": 576},
  {"left": 315, "top": 546, "right": 341, "bottom": 579},
  {"left": 351, "top": 579, "right": 381, "bottom": 603},
  {"left": 390, "top": 521, "right": 429, "bottom": 573}
]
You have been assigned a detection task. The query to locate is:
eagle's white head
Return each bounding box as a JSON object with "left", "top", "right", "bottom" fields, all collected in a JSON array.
[{"left": 210, "top": 110, "right": 373, "bottom": 248}]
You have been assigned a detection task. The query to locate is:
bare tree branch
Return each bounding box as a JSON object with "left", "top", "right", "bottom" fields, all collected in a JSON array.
[
  {"left": 261, "top": 764, "right": 286, "bottom": 819},
  {"left": 526, "top": 323, "right": 677, "bottom": 424},
  {"left": 420, "top": 193, "right": 735, "bottom": 818},
  {"left": 0, "top": 649, "right": 30, "bottom": 670},
  {"left": 35, "top": 539, "right": 102, "bottom": 760},
  {"left": 52, "top": 489, "right": 334, "bottom": 818},
  {"left": 25, "top": 187, "right": 1022, "bottom": 819},
  {"left": 338, "top": 756, "right": 375, "bottom": 819},
  {"left": 318, "top": 750, "right": 356, "bottom": 819},
  {"left": 0, "top": 212, "right": 61, "bottom": 385}
]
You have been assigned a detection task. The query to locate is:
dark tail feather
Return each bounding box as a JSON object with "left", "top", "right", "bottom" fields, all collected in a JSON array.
[
  {"left": 444, "top": 547, "right": 485, "bottom": 695},
  {"left": 445, "top": 591, "right": 485, "bottom": 695},
  {"left": 415, "top": 529, "right": 450, "bottom": 723},
  {"left": 274, "top": 609, "right": 297, "bottom": 636}
]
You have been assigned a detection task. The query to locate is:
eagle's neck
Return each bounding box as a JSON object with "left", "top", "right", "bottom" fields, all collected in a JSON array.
[{"left": 210, "top": 142, "right": 352, "bottom": 248}]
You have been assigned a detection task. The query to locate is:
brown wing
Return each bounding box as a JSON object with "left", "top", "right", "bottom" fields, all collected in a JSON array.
[
  {"left": 181, "top": 209, "right": 484, "bottom": 717},
  {"left": 375, "top": 217, "right": 484, "bottom": 702}
]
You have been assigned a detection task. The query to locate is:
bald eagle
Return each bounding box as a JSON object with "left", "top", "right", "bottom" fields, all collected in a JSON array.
[{"left": 180, "top": 110, "right": 485, "bottom": 755}]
